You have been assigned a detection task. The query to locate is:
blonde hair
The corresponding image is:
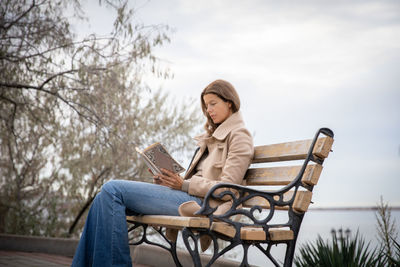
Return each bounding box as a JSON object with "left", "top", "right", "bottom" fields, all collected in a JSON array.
[{"left": 201, "top": 79, "right": 240, "bottom": 135}]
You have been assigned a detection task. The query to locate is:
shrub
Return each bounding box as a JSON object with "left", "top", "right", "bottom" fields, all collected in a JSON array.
[{"left": 294, "top": 228, "right": 381, "bottom": 267}]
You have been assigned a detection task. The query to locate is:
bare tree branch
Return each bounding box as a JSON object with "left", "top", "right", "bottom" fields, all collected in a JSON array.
[
  {"left": 0, "top": 66, "right": 107, "bottom": 125},
  {"left": 0, "top": 0, "right": 198, "bottom": 238},
  {"left": 1, "top": 0, "right": 36, "bottom": 31}
]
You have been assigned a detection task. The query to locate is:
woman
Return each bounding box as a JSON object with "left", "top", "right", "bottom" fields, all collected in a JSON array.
[{"left": 71, "top": 79, "right": 254, "bottom": 267}]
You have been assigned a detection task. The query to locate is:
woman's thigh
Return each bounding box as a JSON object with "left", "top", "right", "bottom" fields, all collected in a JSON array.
[{"left": 101, "top": 180, "right": 202, "bottom": 216}]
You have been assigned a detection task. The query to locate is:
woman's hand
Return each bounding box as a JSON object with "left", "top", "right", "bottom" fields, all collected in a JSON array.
[
  {"left": 154, "top": 168, "right": 183, "bottom": 190},
  {"left": 148, "top": 169, "right": 161, "bottom": 185}
]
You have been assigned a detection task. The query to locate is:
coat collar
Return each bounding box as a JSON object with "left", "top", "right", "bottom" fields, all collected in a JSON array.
[
  {"left": 194, "top": 111, "right": 245, "bottom": 143},
  {"left": 212, "top": 111, "right": 245, "bottom": 140},
  {"left": 185, "top": 112, "right": 246, "bottom": 179}
]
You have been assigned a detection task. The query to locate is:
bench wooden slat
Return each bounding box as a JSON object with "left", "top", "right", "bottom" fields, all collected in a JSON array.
[
  {"left": 243, "top": 190, "right": 313, "bottom": 213},
  {"left": 252, "top": 137, "right": 333, "bottom": 163},
  {"left": 210, "top": 222, "right": 294, "bottom": 241},
  {"left": 293, "top": 190, "right": 313, "bottom": 212},
  {"left": 268, "top": 228, "right": 294, "bottom": 241},
  {"left": 245, "top": 164, "right": 323, "bottom": 186},
  {"left": 210, "top": 222, "right": 236, "bottom": 238},
  {"left": 127, "top": 215, "right": 210, "bottom": 229},
  {"left": 241, "top": 227, "right": 266, "bottom": 240}
]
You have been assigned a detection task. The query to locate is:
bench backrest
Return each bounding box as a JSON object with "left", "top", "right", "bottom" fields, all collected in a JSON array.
[{"left": 242, "top": 132, "right": 334, "bottom": 213}]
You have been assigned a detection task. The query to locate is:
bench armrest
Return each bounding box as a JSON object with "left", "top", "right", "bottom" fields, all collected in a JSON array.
[{"left": 196, "top": 182, "right": 297, "bottom": 227}]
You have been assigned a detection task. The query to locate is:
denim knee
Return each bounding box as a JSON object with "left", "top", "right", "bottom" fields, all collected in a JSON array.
[{"left": 101, "top": 179, "right": 123, "bottom": 197}]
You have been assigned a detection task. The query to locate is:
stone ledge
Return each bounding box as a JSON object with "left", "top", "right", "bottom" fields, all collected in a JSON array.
[
  {"left": 0, "top": 234, "right": 79, "bottom": 257},
  {"left": 0, "top": 234, "right": 251, "bottom": 266}
]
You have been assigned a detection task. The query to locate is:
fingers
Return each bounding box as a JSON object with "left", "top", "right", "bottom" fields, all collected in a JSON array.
[
  {"left": 152, "top": 172, "right": 170, "bottom": 186},
  {"left": 157, "top": 169, "right": 182, "bottom": 190},
  {"left": 152, "top": 169, "right": 161, "bottom": 184},
  {"left": 161, "top": 179, "right": 174, "bottom": 188},
  {"left": 153, "top": 176, "right": 162, "bottom": 184},
  {"left": 160, "top": 169, "right": 178, "bottom": 182},
  {"left": 158, "top": 173, "right": 175, "bottom": 184},
  {"left": 161, "top": 168, "right": 175, "bottom": 176}
]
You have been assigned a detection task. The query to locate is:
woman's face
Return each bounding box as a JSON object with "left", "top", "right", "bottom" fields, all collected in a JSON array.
[{"left": 203, "top": 93, "right": 232, "bottom": 124}]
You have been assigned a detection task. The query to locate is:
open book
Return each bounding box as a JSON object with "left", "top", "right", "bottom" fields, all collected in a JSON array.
[{"left": 136, "top": 143, "right": 185, "bottom": 175}]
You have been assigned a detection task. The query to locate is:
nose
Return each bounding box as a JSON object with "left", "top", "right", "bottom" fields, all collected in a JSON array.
[{"left": 207, "top": 105, "right": 212, "bottom": 113}]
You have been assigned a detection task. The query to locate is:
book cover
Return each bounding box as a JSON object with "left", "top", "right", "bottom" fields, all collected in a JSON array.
[{"left": 136, "top": 143, "right": 185, "bottom": 175}]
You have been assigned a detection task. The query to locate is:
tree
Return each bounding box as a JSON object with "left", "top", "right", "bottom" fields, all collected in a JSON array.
[{"left": 0, "top": 0, "right": 202, "bottom": 237}]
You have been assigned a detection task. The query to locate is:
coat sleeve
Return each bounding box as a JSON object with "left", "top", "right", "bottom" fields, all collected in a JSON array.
[{"left": 187, "top": 128, "right": 254, "bottom": 198}]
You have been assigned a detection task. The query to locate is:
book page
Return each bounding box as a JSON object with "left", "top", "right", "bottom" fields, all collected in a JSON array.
[
  {"left": 137, "top": 143, "right": 185, "bottom": 174},
  {"left": 136, "top": 147, "right": 162, "bottom": 175}
]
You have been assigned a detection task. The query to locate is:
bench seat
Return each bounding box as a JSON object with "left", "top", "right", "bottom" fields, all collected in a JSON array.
[
  {"left": 127, "top": 215, "right": 210, "bottom": 229},
  {"left": 127, "top": 215, "right": 294, "bottom": 242}
]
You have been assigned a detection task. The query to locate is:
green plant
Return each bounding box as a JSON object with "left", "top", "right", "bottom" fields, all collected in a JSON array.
[
  {"left": 389, "top": 240, "right": 400, "bottom": 266},
  {"left": 294, "top": 229, "right": 381, "bottom": 267},
  {"left": 387, "top": 238, "right": 400, "bottom": 266},
  {"left": 375, "top": 197, "right": 399, "bottom": 266}
]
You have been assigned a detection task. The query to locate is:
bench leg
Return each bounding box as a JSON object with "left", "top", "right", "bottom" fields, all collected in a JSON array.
[
  {"left": 283, "top": 212, "right": 304, "bottom": 267},
  {"left": 283, "top": 240, "right": 296, "bottom": 267},
  {"left": 239, "top": 243, "right": 251, "bottom": 267},
  {"left": 182, "top": 227, "right": 202, "bottom": 267},
  {"left": 168, "top": 241, "right": 182, "bottom": 267}
]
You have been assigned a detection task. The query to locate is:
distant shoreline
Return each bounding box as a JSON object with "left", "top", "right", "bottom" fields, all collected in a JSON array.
[{"left": 309, "top": 206, "right": 400, "bottom": 211}]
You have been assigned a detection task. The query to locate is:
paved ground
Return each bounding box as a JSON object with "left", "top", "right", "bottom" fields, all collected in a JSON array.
[
  {"left": 0, "top": 234, "right": 244, "bottom": 267},
  {"left": 0, "top": 250, "right": 72, "bottom": 267},
  {"left": 0, "top": 250, "right": 150, "bottom": 267}
]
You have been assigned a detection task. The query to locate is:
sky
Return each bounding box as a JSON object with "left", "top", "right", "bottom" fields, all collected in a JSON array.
[{"left": 81, "top": 0, "right": 400, "bottom": 207}]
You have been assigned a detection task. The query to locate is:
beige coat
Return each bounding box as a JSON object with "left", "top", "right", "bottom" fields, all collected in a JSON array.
[{"left": 180, "top": 111, "right": 254, "bottom": 215}]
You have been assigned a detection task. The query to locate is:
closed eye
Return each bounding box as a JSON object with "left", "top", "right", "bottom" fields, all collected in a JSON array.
[{"left": 207, "top": 102, "right": 217, "bottom": 108}]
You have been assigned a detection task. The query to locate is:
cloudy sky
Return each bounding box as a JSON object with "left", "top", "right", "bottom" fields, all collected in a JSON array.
[{"left": 82, "top": 0, "right": 400, "bottom": 207}]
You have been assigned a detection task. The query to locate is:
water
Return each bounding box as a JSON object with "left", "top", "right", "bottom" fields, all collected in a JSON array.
[
  {"left": 299, "top": 209, "right": 391, "bottom": 247},
  {"left": 221, "top": 209, "right": 400, "bottom": 267}
]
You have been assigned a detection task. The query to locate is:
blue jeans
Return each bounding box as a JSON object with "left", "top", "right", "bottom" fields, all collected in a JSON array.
[{"left": 71, "top": 180, "right": 202, "bottom": 267}]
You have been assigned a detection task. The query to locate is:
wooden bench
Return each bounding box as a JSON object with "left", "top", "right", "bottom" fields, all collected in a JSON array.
[{"left": 127, "top": 128, "right": 334, "bottom": 267}]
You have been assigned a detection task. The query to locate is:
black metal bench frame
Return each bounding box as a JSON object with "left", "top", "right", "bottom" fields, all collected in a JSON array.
[{"left": 127, "top": 128, "right": 334, "bottom": 267}]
